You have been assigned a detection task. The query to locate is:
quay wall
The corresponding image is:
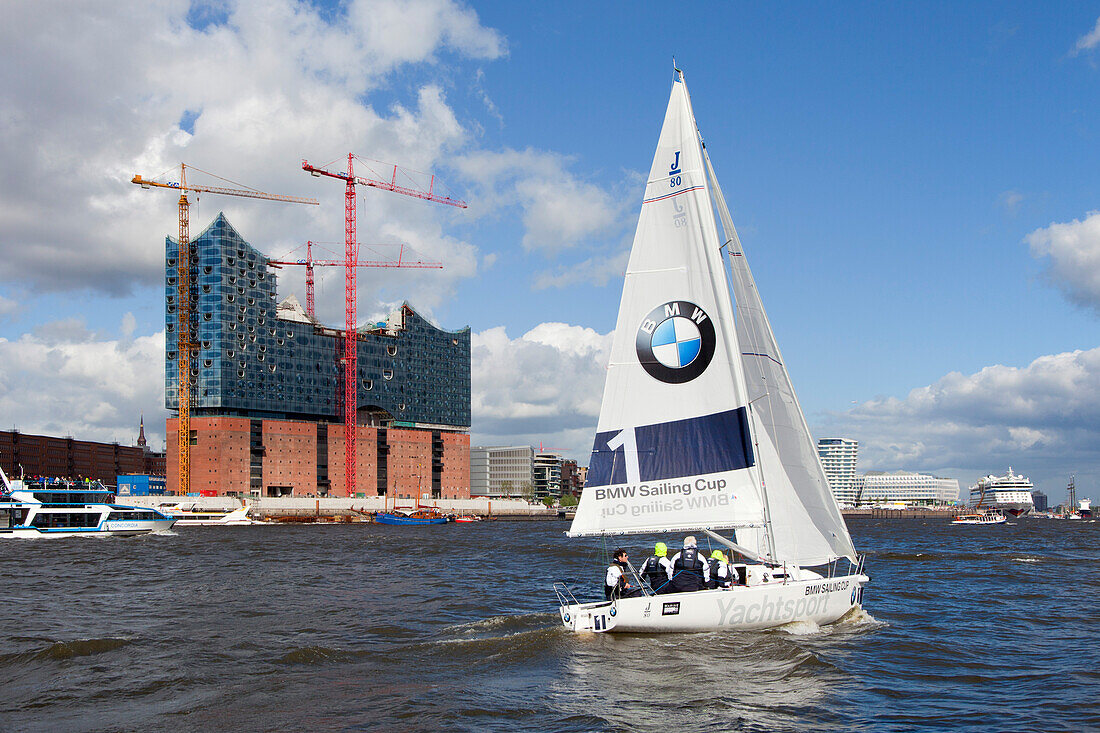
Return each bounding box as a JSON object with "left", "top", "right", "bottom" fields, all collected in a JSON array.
[
  {"left": 120, "top": 494, "right": 562, "bottom": 519},
  {"left": 842, "top": 508, "right": 965, "bottom": 519}
]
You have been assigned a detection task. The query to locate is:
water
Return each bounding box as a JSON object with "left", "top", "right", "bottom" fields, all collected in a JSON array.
[{"left": 1, "top": 518, "right": 1097, "bottom": 732}]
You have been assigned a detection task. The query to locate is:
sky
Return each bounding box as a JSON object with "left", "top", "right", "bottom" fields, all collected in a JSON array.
[{"left": 1, "top": 1, "right": 1098, "bottom": 499}]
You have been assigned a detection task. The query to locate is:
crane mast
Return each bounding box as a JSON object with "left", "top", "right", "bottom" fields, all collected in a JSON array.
[
  {"left": 301, "top": 154, "right": 466, "bottom": 497},
  {"left": 132, "top": 163, "right": 318, "bottom": 496}
]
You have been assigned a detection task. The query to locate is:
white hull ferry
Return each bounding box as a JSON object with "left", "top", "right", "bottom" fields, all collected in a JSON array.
[
  {"left": 159, "top": 502, "right": 261, "bottom": 526},
  {"left": 969, "top": 468, "right": 1034, "bottom": 517},
  {"left": 557, "top": 69, "right": 868, "bottom": 634},
  {"left": 951, "top": 511, "right": 1006, "bottom": 525},
  {"left": 0, "top": 466, "right": 176, "bottom": 538}
]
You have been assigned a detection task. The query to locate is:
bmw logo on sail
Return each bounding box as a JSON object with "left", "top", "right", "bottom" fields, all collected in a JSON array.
[{"left": 635, "top": 300, "right": 716, "bottom": 384}]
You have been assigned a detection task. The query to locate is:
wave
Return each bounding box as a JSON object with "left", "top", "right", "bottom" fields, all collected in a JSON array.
[
  {"left": 1011, "top": 557, "right": 1041, "bottom": 563},
  {"left": 0, "top": 637, "right": 131, "bottom": 665},
  {"left": 775, "top": 619, "right": 822, "bottom": 636},
  {"left": 441, "top": 612, "right": 555, "bottom": 637},
  {"left": 275, "top": 645, "right": 358, "bottom": 666}
]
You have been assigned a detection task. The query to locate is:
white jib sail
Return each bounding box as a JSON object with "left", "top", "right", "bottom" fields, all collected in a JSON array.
[
  {"left": 568, "top": 79, "right": 766, "bottom": 538},
  {"left": 702, "top": 142, "right": 857, "bottom": 564}
]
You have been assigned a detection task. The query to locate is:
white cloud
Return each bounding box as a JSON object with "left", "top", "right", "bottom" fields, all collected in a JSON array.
[
  {"left": 0, "top": 325, "right": 167, "bottom": 448},
  {"left": 1026, "top": 211, "right": 1100, "bottom": 313},
  {"left": 470, "top": 323, "right": 612, "bottom": 458},
  {"left": 0, "top": 0, "right": 502, "bottom": 301},
  {"left": 453, "top": 148, "right": 633, "bottom": 254},
  {"left": 0, "top": 294, "right": 17, "bottom": 320},
  {"left": 533, "top": 248, "right": 631, "bottom": 290},
  {"left": 1072, "top": 16, "right": 1100, "bottom": 55},
  {"left": 817, "top": 347, "right": 1100, "bottom": 489},
  {"left": 997, "top": 189, "right": 1024, "bottom": 214}
]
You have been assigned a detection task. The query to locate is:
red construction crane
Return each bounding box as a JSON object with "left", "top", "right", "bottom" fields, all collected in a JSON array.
[
  {"left": 302, "top": 154, "right": 466, "bottom": 497},
  {"left": 267, "top": 240, "right": 442, "bottom": 318},
  {"left": 132, "top": 163, "right": 318, "bottom": 496}
]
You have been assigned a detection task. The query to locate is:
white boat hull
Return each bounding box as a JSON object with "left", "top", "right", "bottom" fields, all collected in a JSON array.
[
  {"left": 560, "top": 573, "right": 868, "bottom": 633},
  {"left": 0, "top": 518, "right": 176, "bottom": 538}
]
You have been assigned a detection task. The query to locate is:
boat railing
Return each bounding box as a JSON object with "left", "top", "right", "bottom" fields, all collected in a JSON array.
[{"left": 553, "top": 582, "right": 582, "bottom": 609}]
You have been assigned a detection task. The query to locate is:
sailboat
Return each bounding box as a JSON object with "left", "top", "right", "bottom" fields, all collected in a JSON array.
[{"left": 555, "top": 69, "right": 869, "bottom": 633}]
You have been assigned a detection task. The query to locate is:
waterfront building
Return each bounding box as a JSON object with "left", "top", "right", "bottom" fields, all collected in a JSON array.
[
  {"left": 857, "top": 471, "right": 960, "bottom": 506},
  {"left": 0, "top": 427, "right": 164, "bottom": 486},
  {"left": 469, "top": 446, "right": 534, "bottom": 498},
  {"left": 817, "top": 438, "right": 859, "bottom": 504},
  {"left": 164, "top": 214, "right": 471, "bottom": 498},
  {"left": 561, "top": 459, "right": 584, "bottom": 497},
  {"left": 1032, "top": 490, "right": 1048, "bottom": 512},
  {"left": 534, "top": 452, "right": 563, "bottom": 500}
]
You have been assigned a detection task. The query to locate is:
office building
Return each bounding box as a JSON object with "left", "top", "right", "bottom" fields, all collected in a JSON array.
[
  {"left": 857, "top": 471, "right": 960, "bottom": 506},
  {"left": 817, "top": 438, "right": 859, "bottom": 504},
  {"left": 469, "top": 446, "right": 534, "bottom": 498}
]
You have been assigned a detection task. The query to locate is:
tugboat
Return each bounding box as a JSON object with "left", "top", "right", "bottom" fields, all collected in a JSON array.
[{"left": 0, "top": 465, "right": 176, "bottom": 537}]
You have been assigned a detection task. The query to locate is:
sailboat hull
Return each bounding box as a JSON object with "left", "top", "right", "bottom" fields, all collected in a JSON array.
[{"left": 559, "top": 573, "right": 868, "bottom": 633}]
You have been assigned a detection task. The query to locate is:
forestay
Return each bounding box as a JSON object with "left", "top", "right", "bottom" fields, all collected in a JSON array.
[
  {"left": 702, "top": 143, "right": 857, "bottom": 564},
  {"left": 568, "top": 79, "right": 766, "bottom": 537}
]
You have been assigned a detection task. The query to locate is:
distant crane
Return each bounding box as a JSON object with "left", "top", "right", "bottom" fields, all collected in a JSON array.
[
  {"left": 301, "top": 154, "right": 465, "bottom": 497},
  {"left": 132, "top": 164, "right": 318, "bottom": 496},
  {"left": 267, "top": 240, "right": 442, "bottom": 319}
]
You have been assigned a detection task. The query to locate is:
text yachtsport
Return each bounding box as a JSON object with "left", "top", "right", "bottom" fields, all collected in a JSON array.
[{"left": 591, "top": 477, "right": 726, "bottom": 501}]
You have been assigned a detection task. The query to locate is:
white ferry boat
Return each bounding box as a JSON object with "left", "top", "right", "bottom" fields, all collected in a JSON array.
[
  {"left": 0, "top": 466, "right": 176, "bottom": 537},
  {"left": 158, "top": 502, "right": 261, "bottom": 526},
  {"left": 951, "top": 511, "right": 1006, "bottom": 525},
  {"left": 969, "top": 467, "right": 1034, "bottom": 517}
]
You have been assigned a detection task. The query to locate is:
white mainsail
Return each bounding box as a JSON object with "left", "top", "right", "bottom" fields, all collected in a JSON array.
[
  {"left": 568, "top": 79, "right": 767, "bottom": 538},
  {"left": 701, "top": 146, "right": 857, "bottom": 564}
]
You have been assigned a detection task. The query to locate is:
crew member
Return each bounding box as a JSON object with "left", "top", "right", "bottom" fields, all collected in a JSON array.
[
  {"left": 639, "top": 542, "right": 673, "bottom": 594},
  {"left": 707, "top": 550, "right": 733, "bottom": 589},
  {"left": 668, "top": 536, "right": 709, "bottom": 593},
  {"left": 604, "top": 548, "right": 643, "bottom": 600}
]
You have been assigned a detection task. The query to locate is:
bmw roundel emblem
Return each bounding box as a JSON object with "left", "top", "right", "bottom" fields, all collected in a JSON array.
[{"left": 635, "top": 300, "right": 716, "bottom": 384}]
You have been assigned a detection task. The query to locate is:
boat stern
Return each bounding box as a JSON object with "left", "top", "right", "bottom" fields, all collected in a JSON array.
[{"left": 559, "top": 600, "right": 617, "bottom": 633}]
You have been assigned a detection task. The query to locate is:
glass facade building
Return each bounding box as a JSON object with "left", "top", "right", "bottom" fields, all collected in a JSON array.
[{"left": 165, "top": 213, "right": 470, "bottom": 428}]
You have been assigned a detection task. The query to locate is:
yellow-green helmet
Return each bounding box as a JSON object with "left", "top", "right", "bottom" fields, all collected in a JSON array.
[
  {"left": 711, "top": 550, "right": 725, "bottom": 560},
  {"left": 654, "top": 542, "right": 667, "bottom": 557}
]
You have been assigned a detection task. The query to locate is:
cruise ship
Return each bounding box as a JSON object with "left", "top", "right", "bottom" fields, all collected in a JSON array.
[{"left": 969, "top": 467, "right": 1035, "bottom": 517}]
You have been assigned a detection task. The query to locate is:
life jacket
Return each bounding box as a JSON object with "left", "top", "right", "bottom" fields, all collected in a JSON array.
[
  {"left": 708, "top": 558, "right": 728, "bottom": 588},
  {"left": 605, "top": 560, "right": 630, "bottom": 599},
  {"left": 670, "top": 547, "right": 705, "bottom": 592},
  {"left": 643, "top": 555, "right": 668, "bottom": 591}
]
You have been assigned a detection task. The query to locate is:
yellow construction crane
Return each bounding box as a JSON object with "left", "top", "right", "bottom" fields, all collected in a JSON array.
[{"left": 132, "top": 163, "right": 318, "bottom": 496}]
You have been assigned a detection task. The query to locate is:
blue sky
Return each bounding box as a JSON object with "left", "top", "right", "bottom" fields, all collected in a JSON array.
[{"left": 1, "top": 1, "right": 1098, "bottom": 498}]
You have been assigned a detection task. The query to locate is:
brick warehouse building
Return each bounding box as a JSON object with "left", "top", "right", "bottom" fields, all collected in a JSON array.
[
  {"left": 165, "top": 213, "right": 471, "bottom": 498},
  {"left": 0, "top": 428, "right": 164, "bottom": 484}
]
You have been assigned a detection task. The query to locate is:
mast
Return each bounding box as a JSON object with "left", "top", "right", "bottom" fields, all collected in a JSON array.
[{"left": 678, "top": 66, "right": 777, "bottom": 560}]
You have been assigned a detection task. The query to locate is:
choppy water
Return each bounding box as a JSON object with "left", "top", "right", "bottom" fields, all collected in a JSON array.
[{"left": 1, "top": 517, "right": 1097, "bottom": 732}]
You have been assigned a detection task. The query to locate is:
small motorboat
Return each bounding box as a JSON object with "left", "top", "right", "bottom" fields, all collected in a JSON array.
[{"left": 454, "top": 515, "right": 482, "bottom": 523}]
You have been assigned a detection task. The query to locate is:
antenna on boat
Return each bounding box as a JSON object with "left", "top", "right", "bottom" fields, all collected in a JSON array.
[{"left": 673, "top": 57, "right": 683, "bottom": 81}]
